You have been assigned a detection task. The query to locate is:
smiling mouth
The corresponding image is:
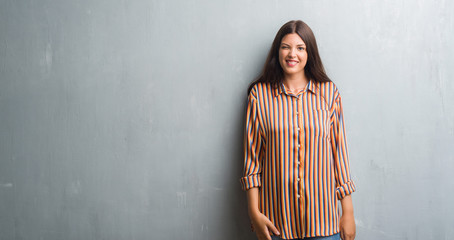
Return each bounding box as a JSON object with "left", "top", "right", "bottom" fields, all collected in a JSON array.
[{"left": 286, "top": 60, "right": 298, "bottom": 67}]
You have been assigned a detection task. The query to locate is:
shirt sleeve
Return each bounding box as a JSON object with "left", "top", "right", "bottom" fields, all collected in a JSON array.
[
  {"left": 240, "top": 87, "right": 264, "bottom": 191},
  {"left": 330, "top": 90, "right": 356, "bottom": 200}
]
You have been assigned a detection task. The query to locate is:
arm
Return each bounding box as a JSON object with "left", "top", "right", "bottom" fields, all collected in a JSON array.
[
  {"left": 240, "top": 88, "right": 279, "bottom": 240},
  {"left": 247, "top": 187, "right": 280, "bottom": 240},
  {"left": 240, "top": 89, "right": 263, "bottom": 191},
  {"left": 330, "top": 92, "right": 356, "bottom": 199},
  {"left": 339, "top": 194, "right": 355, "bottom": 240},
  {"left": 330, "top": 90, "right": 356, "bottom": 239},
  {"left": 246, "top": 187, "right": 260, "bottom": 217}
]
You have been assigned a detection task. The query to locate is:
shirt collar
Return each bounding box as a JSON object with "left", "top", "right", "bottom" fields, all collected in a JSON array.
[{"left": 275, "top": 79, "right": 319, "bottom": 97}]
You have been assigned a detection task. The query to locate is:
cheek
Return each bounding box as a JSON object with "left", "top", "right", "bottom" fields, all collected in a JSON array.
[{"left": 300, "top": 53, "right": 308, "bottom": 63}]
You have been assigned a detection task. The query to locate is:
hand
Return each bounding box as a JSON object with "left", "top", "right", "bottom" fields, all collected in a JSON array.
[
  {"left": 250, "top": 212, "right": 280, "bottom": 240},
  {"left": 339, "top": 212, "right": 355, "bottom": 240}
]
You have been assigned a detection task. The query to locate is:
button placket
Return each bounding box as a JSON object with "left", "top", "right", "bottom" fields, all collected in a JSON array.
[{"left": 298, "top": 95, "right": 304, "bottom": 203}]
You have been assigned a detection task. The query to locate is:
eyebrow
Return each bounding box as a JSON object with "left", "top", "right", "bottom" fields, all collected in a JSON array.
[{"left": 281, "top": 43, "right": 306, "bottom": 47}]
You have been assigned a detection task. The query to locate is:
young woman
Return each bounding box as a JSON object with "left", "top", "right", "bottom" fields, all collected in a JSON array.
[{"left": 240, "top": 20, "right": 356, "bottom": 240}]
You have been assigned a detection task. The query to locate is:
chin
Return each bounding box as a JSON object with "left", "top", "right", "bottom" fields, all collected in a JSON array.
[{"left": 284, "top": 70, "right": 303, "bottom": 75}]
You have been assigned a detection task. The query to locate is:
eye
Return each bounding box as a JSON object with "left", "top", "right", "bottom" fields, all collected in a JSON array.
[
  {"left": 298, "top": 47, "right": 305, "bottom": 51},
  {"left": 281, "top": 46, "right": 289, "bottom": 49}
]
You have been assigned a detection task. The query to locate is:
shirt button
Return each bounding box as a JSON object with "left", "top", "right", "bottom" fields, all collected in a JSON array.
[
  {"left": 296, "top": 111, "right": 298, "bottom": 114},
  {"left": 297, "top": 161, "right": 300, "bottom": 165},
  {"left": 297, "top": 127, "right": 300, "bottom": 131},
  {"left": 297, "top": 178, "right": 301, "bottom": 181},
  {"left": 298, "top": 144, "right": 301, "bottom": 148},
  {"left": 297, "top": 194, "right": 301, "bottom": 198}
]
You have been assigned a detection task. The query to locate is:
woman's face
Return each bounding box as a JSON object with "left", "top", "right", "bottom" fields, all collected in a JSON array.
[{"left": 278, "top": 33, "right": 308, "bottom": 79}]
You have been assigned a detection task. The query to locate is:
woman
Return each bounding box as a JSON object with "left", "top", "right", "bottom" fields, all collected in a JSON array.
[{"left": 240, "top": 20, "right": 356, "bottom": 240}]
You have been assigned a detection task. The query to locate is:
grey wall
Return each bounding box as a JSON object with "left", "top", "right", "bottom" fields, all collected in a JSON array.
[{"left": 1, "top": 0, "right": 453, "bottom": 239}]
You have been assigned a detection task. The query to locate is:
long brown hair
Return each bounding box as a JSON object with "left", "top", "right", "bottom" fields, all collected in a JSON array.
[{"left": 248, "top": 20, "right": 331, "bottom": 94}]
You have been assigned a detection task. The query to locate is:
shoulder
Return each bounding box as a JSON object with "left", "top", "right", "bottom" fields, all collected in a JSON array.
[
  {"left": 316, "top": 80, "right": 339, "bottom": 93},
  {"left": 316, "top": 81, "right": 341, "bottom": 108},
  {"left": 318, "top": 80, "right": 341, "bottom": 95},
  {"left": 249, "top": 82, "right": 275, "bottom": 99}
]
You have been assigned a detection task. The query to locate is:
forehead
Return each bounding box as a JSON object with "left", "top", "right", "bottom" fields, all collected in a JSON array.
[{"left": 281, "top": 33, "right": 305, "bottom": 45}]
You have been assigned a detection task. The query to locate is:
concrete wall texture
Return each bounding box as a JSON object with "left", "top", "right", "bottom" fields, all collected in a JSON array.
[{"left": 1, "top": 0, "right": 453, "bottom": 239}]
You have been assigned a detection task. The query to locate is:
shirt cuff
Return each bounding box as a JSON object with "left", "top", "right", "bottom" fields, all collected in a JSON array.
[
  {"left": 240, "top": 174, "right": 262, "bottom": 191},
  {"left": 336, "top": 180, "right": 356, "bottom": 200}
]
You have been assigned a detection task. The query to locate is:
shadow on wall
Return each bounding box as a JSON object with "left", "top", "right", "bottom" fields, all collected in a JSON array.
[{"left": 229, "top": 90, "right": 257, "bottom": 240}]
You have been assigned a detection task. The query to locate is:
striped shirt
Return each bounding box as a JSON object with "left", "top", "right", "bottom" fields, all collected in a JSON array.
[{"left": 240, "top": 80, "right": 356, "bottom": 239}]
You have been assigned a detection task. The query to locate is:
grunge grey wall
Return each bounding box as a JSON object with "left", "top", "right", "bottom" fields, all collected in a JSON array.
[{"left": 1, "top": 0, "right": 453, "bottom": 239}]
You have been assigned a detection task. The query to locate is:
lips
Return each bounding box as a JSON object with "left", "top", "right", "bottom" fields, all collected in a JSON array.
[{"left": 286, "top": 60, "right": 298, "bottom": 67}]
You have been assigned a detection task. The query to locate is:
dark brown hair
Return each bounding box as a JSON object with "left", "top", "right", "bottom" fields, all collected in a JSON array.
[{"left": 248, "top": 20, "right": 331, "bottom": 94}]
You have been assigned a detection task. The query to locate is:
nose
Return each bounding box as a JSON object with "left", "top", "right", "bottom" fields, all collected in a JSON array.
[{"left": 288, "top": 48, "right": 296, "bottom": 58}]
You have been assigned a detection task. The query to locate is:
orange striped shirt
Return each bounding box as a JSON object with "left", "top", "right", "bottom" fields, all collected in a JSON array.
[{"left": 240, "top": 80, "right": 356, "bottom": 239}]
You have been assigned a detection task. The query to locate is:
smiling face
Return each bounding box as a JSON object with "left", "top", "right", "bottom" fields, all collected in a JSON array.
[{"left": 278, "top": 33, "right": 308, "bottom": 79}]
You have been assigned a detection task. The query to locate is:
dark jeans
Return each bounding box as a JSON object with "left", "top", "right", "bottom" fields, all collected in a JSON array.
[{"left": 271, "top": 233, "right": 340, "bottom": 240}]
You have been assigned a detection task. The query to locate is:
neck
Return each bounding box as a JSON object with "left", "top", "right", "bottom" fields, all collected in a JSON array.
[{"left": 283, "top": 73, "right": 309, "bottom": 90}]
